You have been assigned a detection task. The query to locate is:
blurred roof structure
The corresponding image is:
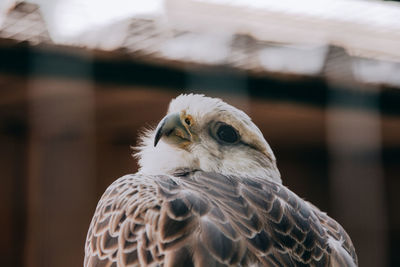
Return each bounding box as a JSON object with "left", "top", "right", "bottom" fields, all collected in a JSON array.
[
  {"left": 0, "top": 1, "right": 400, "bottom": 89},
  {"left": 0, "top": 1, "right": 51, "bottom": 44},
  {"left": 166, "top": 0, "right": 400, "bottom": 61}
]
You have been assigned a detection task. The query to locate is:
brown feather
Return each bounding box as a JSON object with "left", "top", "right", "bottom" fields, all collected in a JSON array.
[{"left": 84, "top": 172, "right": 357, "bottom": 267}]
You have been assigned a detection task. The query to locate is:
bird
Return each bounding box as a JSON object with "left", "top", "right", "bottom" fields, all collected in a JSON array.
[{"left": 84, "top": 94, "right": 357, "bottom": 267}]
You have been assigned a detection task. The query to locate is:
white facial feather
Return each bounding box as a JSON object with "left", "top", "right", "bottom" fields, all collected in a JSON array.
[{"left": 134, "top": 94, "right": 281, "bottom": 183}]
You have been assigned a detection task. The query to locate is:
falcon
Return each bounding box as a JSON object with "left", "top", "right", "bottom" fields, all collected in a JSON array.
[{"left": 84, "top": 94, "right": 357, "bottom": 266}]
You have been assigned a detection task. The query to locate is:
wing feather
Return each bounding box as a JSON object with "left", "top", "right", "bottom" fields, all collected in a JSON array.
[{"left": 84, "top": 172, "right": 357, "bottom": 266}]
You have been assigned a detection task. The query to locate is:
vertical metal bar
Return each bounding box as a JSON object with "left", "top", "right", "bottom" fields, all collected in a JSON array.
[
  {"left": 325, "top": 46, "right": 388, "bottom": 267},
  {"left": 25, "top": 50, "right": 96, "bottom": 267}
]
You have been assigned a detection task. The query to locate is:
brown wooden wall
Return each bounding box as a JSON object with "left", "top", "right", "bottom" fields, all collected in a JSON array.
[{"left": 1, "top": 74, "right": 400, "bottom": 267}]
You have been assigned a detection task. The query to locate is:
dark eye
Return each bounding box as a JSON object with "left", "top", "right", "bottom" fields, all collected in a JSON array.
[{"left": 216, "top": 124, "right": 239, "bottom": 144}]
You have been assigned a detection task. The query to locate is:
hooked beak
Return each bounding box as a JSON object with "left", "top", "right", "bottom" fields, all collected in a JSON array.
[{"left": 154, "top": 112, "right": 192, "bottom": 147}]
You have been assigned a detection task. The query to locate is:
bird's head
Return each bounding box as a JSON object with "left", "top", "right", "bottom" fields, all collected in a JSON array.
[{"left": 135, "top": 94, "right": 281, "bottom": 183}]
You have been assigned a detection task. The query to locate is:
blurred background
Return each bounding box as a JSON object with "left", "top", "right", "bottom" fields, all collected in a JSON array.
[{"left": 0, "top": 0, "right": 399, "bottom": 266}]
